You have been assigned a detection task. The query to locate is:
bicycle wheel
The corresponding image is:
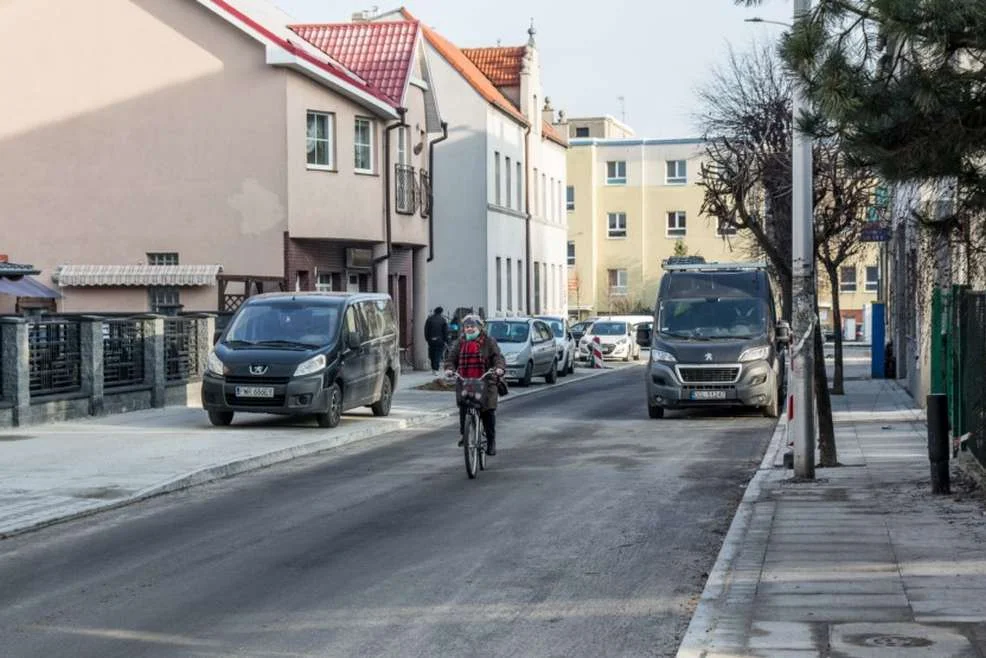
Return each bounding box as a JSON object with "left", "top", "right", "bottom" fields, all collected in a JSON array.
[
  {"left": 478, "top": 424, "right": 487, "bottom": 471},
  {"left": 463, "top": 411, "right": 479, "bottom": 479}
]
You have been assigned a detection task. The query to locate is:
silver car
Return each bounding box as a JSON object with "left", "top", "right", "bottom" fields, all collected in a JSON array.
[
  {"left": 536, "top": 316, "right": 577, "bottom": 377},
  {"left": 486, "top": 318, "right": 558, "bottom": 387}
]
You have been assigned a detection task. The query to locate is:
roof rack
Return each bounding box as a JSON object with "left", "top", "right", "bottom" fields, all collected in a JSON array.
[{"left": 662, "top": 260, "right": 768, "bottom": 272}]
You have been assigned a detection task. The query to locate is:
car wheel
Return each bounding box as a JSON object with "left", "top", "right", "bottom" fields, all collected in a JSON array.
[
  {"left": 208, "top": 410, "right": 234, "bottom": 427},
  {"left": 558, "top": 353, "right": 568, "bottom": 377},
  {"left": 370, "top": 375, "right": 393, "bottom": 417},
  {"left": 567, "top": 354, "right": 576, "bottom": 375},
  {"left": 545, "top": 359, "right": 558, "bottom": 384},
  {"left": 316, "top": 383, "right": 343, "bottom": 428},
  {"left": 648, "top": 405, "right": 664, "bottom": 419},
  {"left": 519, "top": 361, "right": 533, "bottom": 387}
]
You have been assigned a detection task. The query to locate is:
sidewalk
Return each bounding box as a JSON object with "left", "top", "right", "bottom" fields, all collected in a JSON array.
[
  {"left": 678, "top": 375, "right": 986, "bottom": 657},
  {"left": 0, "top": 364, "right": 630, "bottom": 539}
]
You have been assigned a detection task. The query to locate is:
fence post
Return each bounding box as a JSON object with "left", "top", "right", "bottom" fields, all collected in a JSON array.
[
  {"left": 927, "top": 393, "right": 951, "bottom": 495},
  {"left": 1, "top": 318, "right": 30, "bottom": 427},
  {"left": 143, "top": 316, "right": 166, "bottom": 408},
  {"left": 194, "top": 315, "right": 214, "bottom": 378},
  {"left": 80, "top": 316, "right": 104, "bottom": 416}
]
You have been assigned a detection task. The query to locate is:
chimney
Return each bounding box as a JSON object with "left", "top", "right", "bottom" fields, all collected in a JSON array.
[
  {"left": 557, "top": 109, "right": 567, "bottom": 125},
  {"left": 541, "top": 96, "right": 555, "bottom": 126}
]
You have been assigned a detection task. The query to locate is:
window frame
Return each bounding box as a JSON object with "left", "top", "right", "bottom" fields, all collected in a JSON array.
[
  {"left": 665, "top": 159, "right": 687, "bottom": 185},
  {"left": 397, "top": 125, "right": 410, "bottom": 166},
  {"left": 306, "top": 110, "right": 335, "bottom": 170},
  {"left": 606, "top": 160, "right": 627, "bottom": 185},
  {"left": 607, "top": 212, "right": 628, "bottom": 239},
  {"left": 147, "top": 252, "right": 179, "bottom": 266},
  {"left": 567, "top": 241, "right": 576, "bottom": 266},
  {"left": 575, "top": 126, "right": 590, "bottom": 138},
  {"left": 148, "top": 286, "right": 180, "bottom": 313},
  {"left": 666, "top": 211, "right": 687, "bottom": 238},
  {"left": 608, "top": 269, "right": 628, "bottom": 296},
  {"left": 865, "top": 265, "right": 879, "bottom": 293},
  {"left": 505, "top": 156, "right": 512, "bottom": 209},
  {"left": 566, "top": 185, "right": 575, "bottom": 211},
  {"left": 840, "top": 266, "right": 858, "bottom": 293},
  {"left": 316, "top": 272, "right": 334, "bottom": 292},
  {"left": 716, "top": 216, "right": 739, "bottom": 236},
  {"left": 354, "top": 116, "right": 375, "bottom": 174}
]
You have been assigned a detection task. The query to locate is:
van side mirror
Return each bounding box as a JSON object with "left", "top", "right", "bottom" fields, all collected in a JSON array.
[
  {"left": 347, "top": 331, "right": 361, "bottom": 351},
  {"left": 636, "top": 325, "right": 652, "bottom": 348},
  {"left": 776, "top": 321, "right": 792, "bottom": 345}
]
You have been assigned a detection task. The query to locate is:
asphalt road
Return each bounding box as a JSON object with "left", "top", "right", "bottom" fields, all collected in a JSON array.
[{"left": 0, "top": 367, "right": 773, "bottom": 658}]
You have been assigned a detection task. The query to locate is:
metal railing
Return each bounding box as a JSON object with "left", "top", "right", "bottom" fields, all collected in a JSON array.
[
  {"left": 28, "top": 320, "right": 82, "bottom": 397},
  {"left": 103, "top": 318, "right": 146, "bottom": 389},
  {"left": 164, "top": 318, "right": 199, "bottom": 382},
  {"left": 395, "top": 164, "right": 417, "bottom": 215},
  {"left": 419, "top": 170, "right": 431, "bottom": 218}
]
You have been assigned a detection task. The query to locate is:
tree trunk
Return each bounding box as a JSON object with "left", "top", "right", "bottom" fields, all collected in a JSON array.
[
  {"left": 826, "top": 263, "right": 845, "bottom": 395},
  {"left": 779, "top": 273, "right": 793, "bottom": 323},
  {"left": 813, "top": 296, "right": 838, "bottom": 466}
]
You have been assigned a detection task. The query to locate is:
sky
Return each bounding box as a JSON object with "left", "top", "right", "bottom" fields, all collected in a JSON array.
[{"left": 270, "top": 0, "right": 795, "bottom": 138}]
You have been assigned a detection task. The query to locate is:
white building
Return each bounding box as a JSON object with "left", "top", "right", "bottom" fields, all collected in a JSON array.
[{"left": 380, "top": 11, "right": 568, "bottom": 320}]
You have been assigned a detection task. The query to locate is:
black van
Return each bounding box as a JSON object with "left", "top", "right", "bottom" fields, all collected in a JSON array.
[
  {"left": 637, "top": 261, "right": 790, "bottom": 419},
  {"left": 201, "top": 292, "right": 399, "bottom": 428}
]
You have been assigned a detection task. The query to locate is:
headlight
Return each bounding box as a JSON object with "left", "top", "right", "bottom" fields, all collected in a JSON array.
[
  {"left": 617, "top": 337, "right": 628, "bottom": 345},
  {"left": 206, "top": 351, "right": 226, "bottom": 376},
  {"left": 505, "top": 352, "right": 519, "bottom": 364},
  {"left": 651, "top": 349, "right": 677, "bottom": 363},
  {"left": 738, "top": 346, "right": 771, "bottom": 363},
  {"left": 294, "top": 354, "right": 327, "bottom": 376}
]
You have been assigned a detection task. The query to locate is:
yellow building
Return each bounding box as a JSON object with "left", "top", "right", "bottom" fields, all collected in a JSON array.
[
  {"left": 818, "top": 245, "right": 883, "bottom": 339},
  {"left": 557, "top": 116, "right": 734, "bottom": 318}
]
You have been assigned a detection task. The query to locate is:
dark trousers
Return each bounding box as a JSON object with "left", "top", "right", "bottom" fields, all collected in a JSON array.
[
  {"left": 428, "top": 341, "right": 444, "bottom": 371},
  {"left": 459, "top": 406, "right": 496, "bottom": 441}
]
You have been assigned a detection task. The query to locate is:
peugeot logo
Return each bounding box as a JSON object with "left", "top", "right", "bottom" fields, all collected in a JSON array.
[
  {"left": 704, "top": 353, "right": 713, "bottom": 362},
  {"left": 249, "top": 365, "right": 269, "bottom": 375}
]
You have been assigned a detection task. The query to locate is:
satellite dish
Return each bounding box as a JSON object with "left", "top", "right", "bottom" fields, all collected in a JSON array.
[{"left": 413, "top": 142, "right": 424, "bottom": 155}]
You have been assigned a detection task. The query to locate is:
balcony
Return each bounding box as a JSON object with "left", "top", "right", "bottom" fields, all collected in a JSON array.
[
  {"left": 419, "top": 170, "right": 431, "bottom": 218},
  {"left": 395, "top": 164, "right": 417, "bottom": 215}
]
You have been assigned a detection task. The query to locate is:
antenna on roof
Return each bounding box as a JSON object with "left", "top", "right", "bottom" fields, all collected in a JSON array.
[{"left": 527, "top": 18, "right": 537, "bottom": 46}]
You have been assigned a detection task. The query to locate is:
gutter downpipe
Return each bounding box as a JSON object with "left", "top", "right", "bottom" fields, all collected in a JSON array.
[
  {"left": 375, "top": 107, "right": 409, "bottom": 275},
  {"left": 427, "top": 121, "right": 449, "bottom": 263},
  {"left": 524, "top": 124, "right": 532, "bottom": 315}
]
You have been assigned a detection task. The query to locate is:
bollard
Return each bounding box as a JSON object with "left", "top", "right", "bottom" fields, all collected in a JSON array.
[
  {"left": 592, "top": 337, "right": 604, "bottom": 369},
  {"left": 926, "top": 394, "right": 951, "bottom": 495}
]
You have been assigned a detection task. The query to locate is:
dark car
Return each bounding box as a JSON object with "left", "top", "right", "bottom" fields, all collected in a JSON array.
[{"left": 201, "top": 292, "right": 399, "bottom": 428}]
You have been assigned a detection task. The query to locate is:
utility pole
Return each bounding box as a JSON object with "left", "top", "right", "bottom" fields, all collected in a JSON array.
[{"left": 791, "top": 0, "right": 816, "bottom": 478}]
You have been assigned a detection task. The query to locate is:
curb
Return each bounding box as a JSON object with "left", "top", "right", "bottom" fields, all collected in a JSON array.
[
  {"left": 0, "top": 363, "right": 634, "bottom": 540},
  {"left": 675, "top": 415, "right": 787, "bottom": 658}
]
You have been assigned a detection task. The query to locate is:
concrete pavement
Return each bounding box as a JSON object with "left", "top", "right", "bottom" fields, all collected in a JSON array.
[
  {"left": 678, "top": 367, "right": 986, "bottom": 657},
  {"left": 0, "top": 363, "right": 629, "bottom": 539}
]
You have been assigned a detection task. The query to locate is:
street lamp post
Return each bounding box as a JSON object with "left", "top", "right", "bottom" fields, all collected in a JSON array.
[{"left": 748, "top": 2, "right": 816, "bottom": 478}]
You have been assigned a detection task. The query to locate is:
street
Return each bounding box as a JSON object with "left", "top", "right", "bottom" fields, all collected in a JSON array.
[{"left": 0, "top": 367, "right": 773, "bottom": 658}]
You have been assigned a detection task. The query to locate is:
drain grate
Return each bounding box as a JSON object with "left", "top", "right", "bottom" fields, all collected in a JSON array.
[{"left": 845, "top": 633, "right": 934, "bottom": 648}]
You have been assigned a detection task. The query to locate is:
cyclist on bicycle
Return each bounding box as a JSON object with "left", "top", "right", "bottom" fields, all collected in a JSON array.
[{"left": 444, "top": 315, "right": 506, "bottom": 455}]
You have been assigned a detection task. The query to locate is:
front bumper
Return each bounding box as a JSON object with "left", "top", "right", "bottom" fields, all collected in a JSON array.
[
  {"left": 579, "top": 342, "right": 630, "bottom": 360},
  {"left": 645, "top": 360, "right": 774, "bottom": 408},
  {"left": 201, "top": 372, "right": 330, "bottom": 415}
]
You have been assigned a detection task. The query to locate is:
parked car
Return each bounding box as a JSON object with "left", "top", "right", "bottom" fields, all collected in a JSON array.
[
  {"left": 201, "top": 292, "right": 399, "bottom": 428},
  {"left": 536, "top": 315, "right": 577, "bottom": 376},
  {"left": 486, "top": 318, "right": 559, "bottom": 387},
  {"left": 570, "top": 319, "right": 595, "bottom": 345},
  {"left": 579, "top": 318, "right": 640, "bottom": 362}
]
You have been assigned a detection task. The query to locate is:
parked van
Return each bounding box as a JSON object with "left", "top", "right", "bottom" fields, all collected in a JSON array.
[
  {"left": 637, "top": 261, "right": 790, "bottom": 419},
  {"left": 201, "top": 292, "right": 399, "bottom": 428}
]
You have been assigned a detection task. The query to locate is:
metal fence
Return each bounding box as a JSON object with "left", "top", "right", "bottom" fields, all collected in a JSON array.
[
  {"left": 395, "top": 164, "right": 417, "bottom": 215},
  {"left": 419, "top": 170, "right": 431, "bottom": 218},
  {"left": 959, "top": 292, "right": 986, "bottom": 467},
  {"left": 103, "top": 318, "right": 146, "bottom": 389},
  {"left": 28, "top": 320, "right": 82, "bottom": 397},
  {"left": 164, "top": 318, "right": 200, "bottom": 382}
]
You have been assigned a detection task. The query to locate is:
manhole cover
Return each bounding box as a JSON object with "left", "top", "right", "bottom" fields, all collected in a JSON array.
[{"left": 846, "top": 634, "right": 933, "bottom": 648}]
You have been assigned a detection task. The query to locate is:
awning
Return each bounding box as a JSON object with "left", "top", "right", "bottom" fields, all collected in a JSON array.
[
  {"left": 57, "top": 265, "right": 222, "bottom": 287},
  {"left": 0, "top": 276, "right": 61, "bottom": 299}
]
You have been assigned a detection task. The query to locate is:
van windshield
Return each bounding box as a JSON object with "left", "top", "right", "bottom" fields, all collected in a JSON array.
[
  {"left": 658, "top": 298, "right": 767, "bottom": 340},
  {"left": 591, "top": 322, "right": 627, "bottom": 336},
  {"left": 488, "top": 321, "right": 530, "bottom": 343},
  {"left": 224, "top": 302, "right": 342, "bottom": 349}
]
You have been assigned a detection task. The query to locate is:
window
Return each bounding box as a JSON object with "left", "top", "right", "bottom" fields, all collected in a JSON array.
[
  {"left": 533, "top": 262, "right": 541, "bottom": 314},
  {"left": 717, "top": 217, "right": 738, "bottom": 236},
  {"left": 566, "top": 185, "right": 575, "bottom": 211},
  {"left": 567, "top": 241, "right": 576, "bottom": 266},
  {"left": 516, "top": 162, "right": 523, "bottom": 209},
  {"left": 149, "top": 286, "right": 180, "bottom": 313},
  {"left": 505, "top": 157, "right": 512, "bottom": 209},
  {"left": 541, "top": 173, "right": 547, "bottom": 217},
  {"left": 147, "top": 252, "right": 178, "bottom": 266},
  {"left": 354, "top": 117, "right": 374, "bottom": 173},
  {"left": 316, "top": 273, "right": 333, "bottom": 292},
  {"left": 494, "top": 151, "right": 501, "bottom": 206},
  {"left": 397, "top": 126, "right": 409, "bottom": 166},
  {"left": 506, "top": 258, "right": 513, "bottom": 310},
  {"left": 606, "top": 161, "right": 627, "bottom": 185},
  {"left": 575, "top": 126, "right": 590, "bottom": 138},
  {"left": 608, "top": 212, "right": 627, "bottom": 238},
  {"left": 496, "top": 257, "right": 503, "bottom": 311},
  {"left": 533, "top": 168, "right": 539, "bottom": 214},
  {"left": 666, "top": 160, "right": 687, "bottom": 184},
  {"left": 865, "top": 266, "right": 879, "bottom": 293},
  {"left": 667, "top": 211, "right": 687, "bottom": 238},
  {"left": 306, "top": 111, "right": 334, "bottom": 169},
  {"left": 344, "top": 306, "right": 359, "bottom": 337},
  {"left": 517, "top": 260, "right": 524, "bottom": 311},
  {"left": 608, "top": 269, "right": 628, "bottom": 295},
  {"left": 840, "top": 266, "right": 857, "bottom": 293}
]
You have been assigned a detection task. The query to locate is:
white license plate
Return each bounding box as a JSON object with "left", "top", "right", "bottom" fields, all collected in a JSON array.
[
  {"left": 235, "top": 386, "right": 275, "bottom": 399},
  {"left": 691, "top": 390, "right": 727, "bottom": 400}
]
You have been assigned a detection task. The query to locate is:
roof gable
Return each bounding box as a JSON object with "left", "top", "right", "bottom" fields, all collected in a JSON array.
[
  {"left": 289, "top": 21, "right": 419, "bottom": 106},
  {"left": 461, "top": 46, "right": 525, "bottom": 87}
]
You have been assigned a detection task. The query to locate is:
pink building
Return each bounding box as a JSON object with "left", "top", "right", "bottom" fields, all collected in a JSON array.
[{"left": 0, "top": 0, "right": 445, "bottom": 367}]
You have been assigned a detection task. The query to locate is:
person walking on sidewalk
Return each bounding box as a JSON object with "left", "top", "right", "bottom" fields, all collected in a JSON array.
[
  {"left": 424, "top": 307, "right": 449, "bottom": 375},
  {"left": 443, "top": 315, "right": 506, "bottom": 455}
]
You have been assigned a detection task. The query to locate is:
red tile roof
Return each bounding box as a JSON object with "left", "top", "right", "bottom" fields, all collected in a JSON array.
[
  {"left": 542, "top": 121, "right": 567, "bottom": 148},
  {"left": 290, "top": 21, "right": 419, "bottom": 106},
  {"left": 399, "top": 9, "right": 528, "bottom": 126},
  {"left": 461, "top": 46, "right": 525, "bottom": 87}
]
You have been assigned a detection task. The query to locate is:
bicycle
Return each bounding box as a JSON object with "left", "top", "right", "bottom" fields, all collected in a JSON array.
[{"left": 448, "top": 369, "right": 496, "bottom": 479}]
